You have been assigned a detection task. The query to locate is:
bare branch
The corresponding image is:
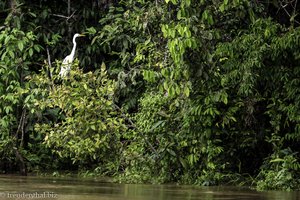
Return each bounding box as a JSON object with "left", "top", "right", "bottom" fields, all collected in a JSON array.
[
  {"left": 15, "top": 108, "right": 27, "bottom": 148},
  {"left": 46, "top": 47, "right": 53, "bottom": 80},
  {"left": 68, "top": 0, "right": 71, "bottom": 17},
  {"left": 20, "top": 109, "right": 26, "bottom": 148},
  {"left": 52, "top": 14, "right": 69, "bottom": 19},
  {"left": 52, "top": 10, "right": 76, "bottom": 21}
]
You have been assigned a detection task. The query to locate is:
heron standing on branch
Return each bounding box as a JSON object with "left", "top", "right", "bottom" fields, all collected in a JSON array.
[{"left": 59, "top": 33, "right": 85, "bottom": 77}]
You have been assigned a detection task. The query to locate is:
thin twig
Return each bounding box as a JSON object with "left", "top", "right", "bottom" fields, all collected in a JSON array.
[
  {"left": 68, "top": 0, "right": 71, "bottom": 35},
  {"left": 292, "top": 0, "right": 299, "bottom": 25},
  {"left": 46, "top": 47, "right": 55, "bottom": 90},
  {"left": 279, "top": 0, "right": 291, "bottom": 17},
  {"left": 20, "top": 109, "right": 26, "bottom": 148},
  {"left": 46, "top": 47, "right": 52, "bottom": 79},
  {"left": 52, "top": 14, "right": 69, "bottom": 19},
  {"left": 15, "top": 108, "right": 26, "bottom": 146},
  {"left": 68, "top": 0, "right": 71, "bottom": 17},
  {"left": 278, "top": 0, "right": 300, "bottom": 25},
  {"left": 52, "top": 10, "right": 76, "bottom": 21}
]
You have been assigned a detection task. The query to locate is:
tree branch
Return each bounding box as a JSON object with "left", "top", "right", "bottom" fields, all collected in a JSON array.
[
  {"left": 52, "top": 10, "right": 76, "bottom": 21},
  {"left": 46, "top": 47, "right": 52, "bottom": 79}
]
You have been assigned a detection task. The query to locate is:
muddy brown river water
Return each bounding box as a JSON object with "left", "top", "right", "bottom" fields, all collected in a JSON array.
[{"left": 0, "top": 175, "right": 299, "bottom": 200}]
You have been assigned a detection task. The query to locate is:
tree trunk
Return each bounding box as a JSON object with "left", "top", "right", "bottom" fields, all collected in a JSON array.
[
  {"left": 9, "top": 0, "right": 27, "bottom": 176},
  {"left": 14, "top": 147, "right": 27, "bottom": 176}
]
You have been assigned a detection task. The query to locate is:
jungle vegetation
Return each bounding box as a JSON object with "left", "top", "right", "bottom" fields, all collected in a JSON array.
[{"left": 1, "top": 0, "right": 300, "bottom": 191}]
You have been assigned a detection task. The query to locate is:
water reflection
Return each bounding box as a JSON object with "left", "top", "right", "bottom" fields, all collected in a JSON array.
[{"left": 0, "top": 175, "right": 299, "bottom": 200}]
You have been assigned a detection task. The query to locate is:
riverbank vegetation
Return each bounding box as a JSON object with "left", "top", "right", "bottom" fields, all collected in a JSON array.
[{"left": 1, "top": 0, "right": 300, "bottom": 191}]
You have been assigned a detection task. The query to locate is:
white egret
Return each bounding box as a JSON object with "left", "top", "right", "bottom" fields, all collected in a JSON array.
[{"left": 59, "top": 33, "right": 85, "bottom": 77}]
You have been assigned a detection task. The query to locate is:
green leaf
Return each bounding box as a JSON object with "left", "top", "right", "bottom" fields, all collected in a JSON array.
[
  {"left": 149, "top": 120, "right": 164, "bottom": 132},
  {"left": 179, "top": 157, "right": 188, "bottom": 169},
  {"left": 163, "top": 81, "right": 168, "bottom": 90},
  {"left": 177, "top": 10, "right": 182, "bottom": 20},
  {"left": 18, "top": 42, "right": 24, "bottom": 51},
  {"left": 4, "top": 36, "right": 10, "bottom": 45},
  {"left": 5, "top": 106, "right": 12, "bottom": 114},
  {"left": 175, "top": 84, "right": 181, "bottom": 95},
  {"left": 168, "top": 85, "right": 175, "bottom": 96},
  {"left": 219, "top": 3, "right": 225, "bottom": 12},
  {"left": 9, "top": 51, "right": 15, "bottom": 59},
  {"left": 101, "top": 62, "right": 106, "bottom": 71},
  {"left": 185, "top": 27, "right": 191, "bottom": 38},
  {"left": 167, "top": 148, "right": 176, "bottom": 156},
  {"left": 184, "top": 87, "right": 190, "bottom": 97},
  {"left": 202, "top": 10, "right": 208, "bottom": 20},
  {"left": 91, "top": 125, "right": 96, "bottom": 131},
  {"left": 86, "top": 27, "right": 97, "bottom": 35},
  {"left": 33, "top": 45, "right": 41, "bottom": 52},
  {"left": 29, "top": 48, "right": 33, "bottom": 57},
  {"left": 270, "top": 158, "right": 284, "bottom": 163},
  {"left": 1, "top": 51, "right": 7, "bottom": 61},
  {"left": 186, "top": 0, "right": 191, "bottom": 7},
  {"left": 83, "top": 83, "right": 88, "bottom": 90},
  {"left": 208, "top": 14, "right": 214, "bottom": 25}
]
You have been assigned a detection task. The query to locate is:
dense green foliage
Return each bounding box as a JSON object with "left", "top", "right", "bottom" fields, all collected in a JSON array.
[{"left": 1, "top": 0, "right": 300, "bottom": 190}]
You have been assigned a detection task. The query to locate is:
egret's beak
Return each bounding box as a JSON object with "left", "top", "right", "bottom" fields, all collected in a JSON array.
[{"left": 79, "top": 34, "right": 85, "bottom": 37}]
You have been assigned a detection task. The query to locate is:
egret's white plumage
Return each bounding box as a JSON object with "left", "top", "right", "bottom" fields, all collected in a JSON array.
[{"left": 59, "top": 33, "right": 84, "bottom": 77}]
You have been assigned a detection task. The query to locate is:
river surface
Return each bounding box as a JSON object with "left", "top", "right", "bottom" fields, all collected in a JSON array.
[{"left": 0, "top": 175, "right": 299, "bottom": 200}]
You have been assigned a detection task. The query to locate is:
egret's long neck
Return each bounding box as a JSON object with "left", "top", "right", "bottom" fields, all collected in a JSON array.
[{"left": 70, "top": 36, "right": 77, "bottom": 59}]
